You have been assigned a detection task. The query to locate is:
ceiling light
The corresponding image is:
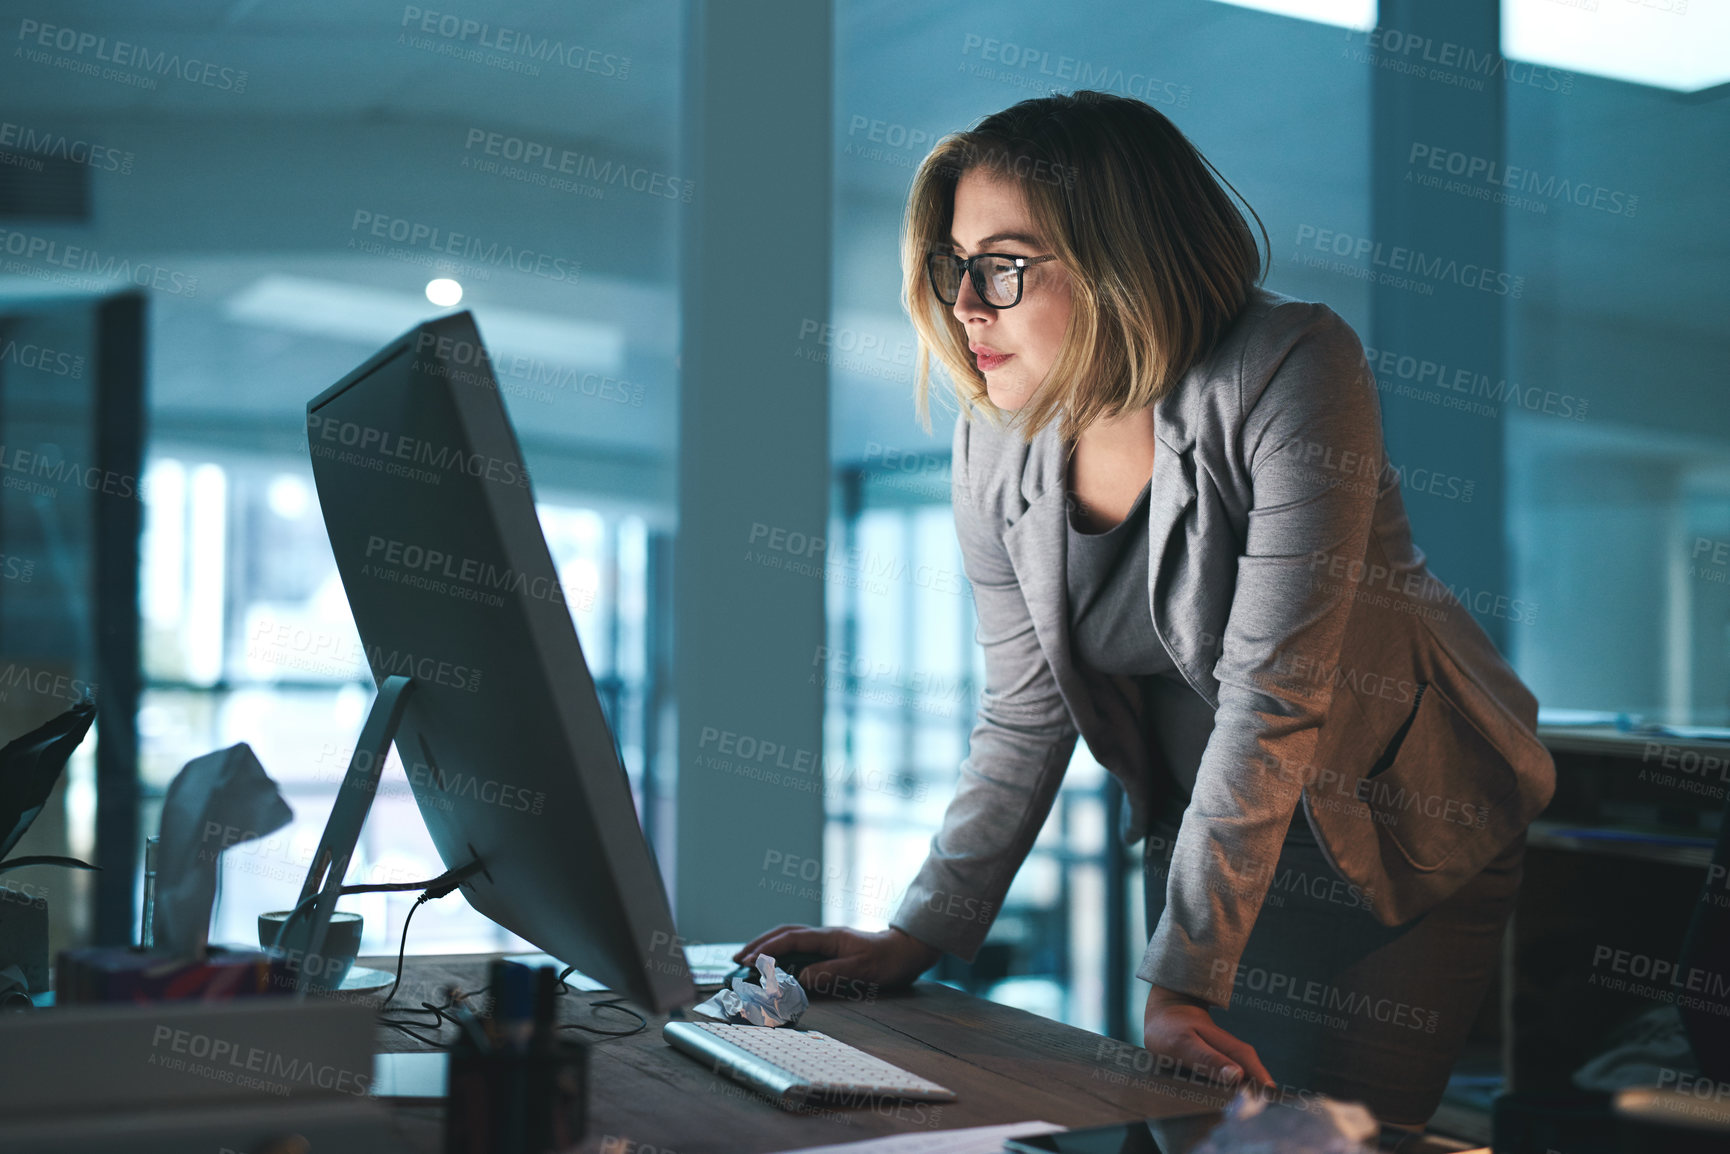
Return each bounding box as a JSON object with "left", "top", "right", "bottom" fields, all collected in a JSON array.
[
  {"left": 1504, "top": 0, "right": 1730, "bottom": 92},
  {"left": 1208, "top": 0, "right": 1377, "bottom": 31},
  {"left": 426, "top": 278, "right": 463, "bottom": 307}
]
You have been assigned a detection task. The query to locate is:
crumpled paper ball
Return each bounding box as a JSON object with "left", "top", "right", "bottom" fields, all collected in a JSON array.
[{"left": 692, "top": 953, "right": 809, "bottom": 1027}]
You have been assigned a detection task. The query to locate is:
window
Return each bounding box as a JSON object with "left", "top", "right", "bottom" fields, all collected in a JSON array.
[{"left": 137, "top": 452, "right": 656, "bottom": 956}]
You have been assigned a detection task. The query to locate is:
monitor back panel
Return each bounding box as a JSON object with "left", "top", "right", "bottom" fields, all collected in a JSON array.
[{"left": 307, "top": 312, "right": 691, "bottom": 1012}]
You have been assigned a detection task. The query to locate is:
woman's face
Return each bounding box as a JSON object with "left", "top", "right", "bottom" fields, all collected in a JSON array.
[{"left": 946, "top": 168, "right": 1073, "bottom": 412}]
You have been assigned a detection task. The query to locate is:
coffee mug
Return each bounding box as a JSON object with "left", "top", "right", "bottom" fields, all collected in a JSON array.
[{"left": 258, "top": 908, "right": 364, "bottom": 992}]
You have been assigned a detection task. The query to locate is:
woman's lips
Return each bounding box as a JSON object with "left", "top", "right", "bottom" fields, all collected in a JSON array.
[{"left": 974, "top": 349, "right": 1013, "bottom": 372}]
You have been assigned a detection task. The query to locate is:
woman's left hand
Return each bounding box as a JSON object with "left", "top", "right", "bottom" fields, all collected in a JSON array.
[{"left": 1142, "top": 984, "right": 1275, "bottom": 1091}]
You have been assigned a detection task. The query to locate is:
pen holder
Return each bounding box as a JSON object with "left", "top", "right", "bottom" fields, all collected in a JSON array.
[{"left": 444, "top": 1035, "right": 588, "bottom": 1154}]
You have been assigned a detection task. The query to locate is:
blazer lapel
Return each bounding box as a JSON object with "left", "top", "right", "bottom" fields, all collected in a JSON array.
[
  {"left": 999, "top": 410, "right": 1204, "bottom": 756},
  {"left": 1145, "top": 426, "right": 1209, "bottom": 707},
  {"left": 1002, "top": 478, "right": 1104, "bottom": 735},
  {"left": 1002, "top": 373, "right": 1214, "bottom": 700}
]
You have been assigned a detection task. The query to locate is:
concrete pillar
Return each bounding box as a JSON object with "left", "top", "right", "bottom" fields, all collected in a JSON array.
[{"left": 673, "top": 0, "right": 833, "bottom": 939}]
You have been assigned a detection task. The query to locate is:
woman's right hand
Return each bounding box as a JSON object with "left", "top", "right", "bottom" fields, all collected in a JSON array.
[{"left": 733, "top": 925, "right": 942, "bottom": 995}]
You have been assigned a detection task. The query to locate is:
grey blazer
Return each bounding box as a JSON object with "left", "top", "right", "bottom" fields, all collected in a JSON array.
[{"left": 888, "top": 287, "right": 1555, "bottom": 1008}]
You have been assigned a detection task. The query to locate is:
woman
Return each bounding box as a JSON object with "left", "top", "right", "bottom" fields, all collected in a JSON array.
[{"left": 738, "top": 91, "right": 1554, "bottom": 1129}]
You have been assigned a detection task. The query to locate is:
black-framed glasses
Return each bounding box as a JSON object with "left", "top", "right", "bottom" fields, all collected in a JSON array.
[{"left": 926, "top": 251, "right": 1057, "bottom": 309}]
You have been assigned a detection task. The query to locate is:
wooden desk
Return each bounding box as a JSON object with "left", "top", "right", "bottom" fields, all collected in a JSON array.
[{"left": 366, "top": 954, "right": 1230, "bottom": 1153}]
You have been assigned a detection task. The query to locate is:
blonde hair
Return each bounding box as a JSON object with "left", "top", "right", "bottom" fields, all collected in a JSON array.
[{"left": 902, "top": 90, "right": 1267, "bottom": 442}]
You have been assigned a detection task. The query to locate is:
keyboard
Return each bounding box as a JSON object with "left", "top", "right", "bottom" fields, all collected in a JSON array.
[
  {"left": 682, "top": 942, "right": 748, "bottom": 986},
  {"left": 663, "top": 1020, "right": 957, "bottom": 1110}
]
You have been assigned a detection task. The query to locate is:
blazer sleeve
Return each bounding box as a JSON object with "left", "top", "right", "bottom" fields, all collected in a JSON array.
[
  {"left": 889, "top": 412, "right": 1080, "bottom": 961},
  {"left": 1138, "top": 302, "right": 1384, "bottom": 1008}
]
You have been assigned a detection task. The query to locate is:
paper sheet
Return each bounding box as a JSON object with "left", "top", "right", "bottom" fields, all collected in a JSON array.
[{"left": 768, "top": 1119, "right": 1063, "bottom": 1154}]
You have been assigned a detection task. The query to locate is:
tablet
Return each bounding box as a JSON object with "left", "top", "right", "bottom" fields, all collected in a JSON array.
[{"left": 1003, "top": 1113, "right": 1223, "bottom": 1154}]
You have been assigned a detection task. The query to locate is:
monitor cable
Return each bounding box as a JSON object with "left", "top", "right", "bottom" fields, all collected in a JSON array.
[
  {"left": 552, "top": 964, "right": 647, "bottom": 1039},
  {"left": 353, "top": 863, "right": 647, "bottom": 1046},
  {"left": 265, "top": 858, "right": 484, "bottom": 1016}
]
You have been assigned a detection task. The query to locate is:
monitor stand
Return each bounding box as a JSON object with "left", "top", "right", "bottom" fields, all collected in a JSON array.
[{"left": 288, "top": 674, "right": 416, "bottom": 994}]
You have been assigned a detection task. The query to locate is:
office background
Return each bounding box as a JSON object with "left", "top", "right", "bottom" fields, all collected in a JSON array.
[{"left": 0, "top": 0, "right": 1725, "bottom": 1060}]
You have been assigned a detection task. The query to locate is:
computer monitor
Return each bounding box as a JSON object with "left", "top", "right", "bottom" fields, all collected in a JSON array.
[{"left": 301, "top": 310, "right": 692, "bottom": 1012}]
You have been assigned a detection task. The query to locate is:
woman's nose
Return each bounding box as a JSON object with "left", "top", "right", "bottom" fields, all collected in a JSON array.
[{"left": 951, "top": 273, "right": 992, "bottom": 322}]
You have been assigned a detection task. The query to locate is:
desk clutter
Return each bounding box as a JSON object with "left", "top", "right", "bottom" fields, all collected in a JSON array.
[
  {"left": 0, "top": 724, "right": 426, "bottom": 1150},
  {"left": 10, "top": 732, "right": 377, "bottom": 1008},
  {"left": 443, "top": 960, "right": 588, "bottom": 1154},
  {"left": 54, "top": 943, "right": 292, "bottom": 1004},
  {"left": 0, "top": 706, "right": 307, "bottom": 1006}
]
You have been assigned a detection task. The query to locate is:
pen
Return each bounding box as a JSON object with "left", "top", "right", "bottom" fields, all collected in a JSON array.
[
  {"left": 531, "top": 964, "right": 557, "bottom": 1053},
  {"left": 448, "top": 1000, "right": 493, "bottom": 1054},
  {"left": 486, "top": 959, "right": 509, "bottom": 1048},
  {"left": 492, "top": 960, "right": 535, "bottom": 1052},
  {"left": 450, "top": 986, "right": 500, "bottom": 1050}
]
